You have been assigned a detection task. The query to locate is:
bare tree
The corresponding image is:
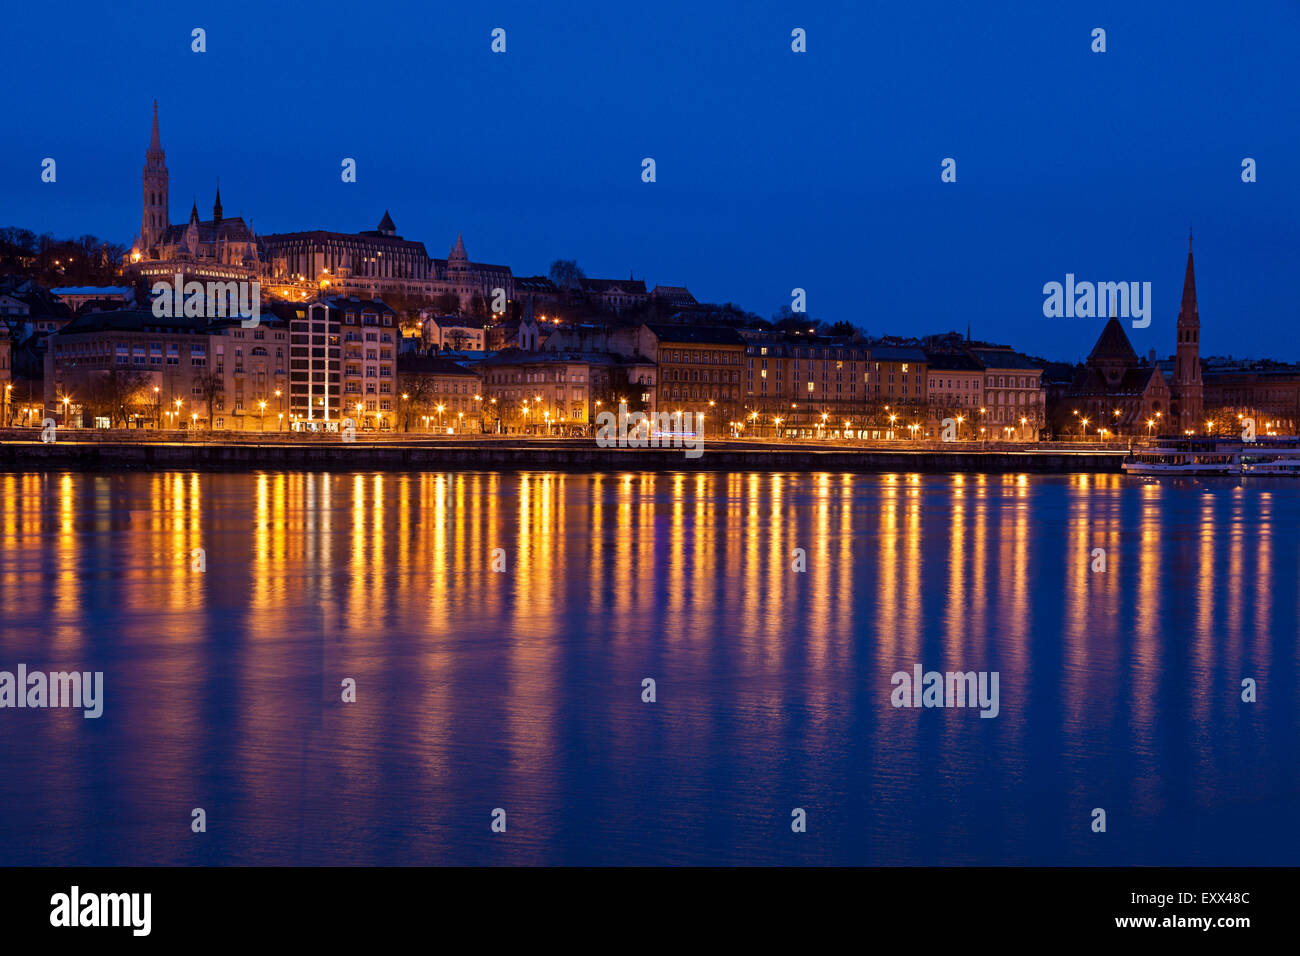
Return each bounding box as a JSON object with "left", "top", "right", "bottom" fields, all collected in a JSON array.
[
  {"left": 548, "top": 259, "right": 585, "bottom": 290},
  {"left": 192, "top": 371, "right": 224, "bottom": 429},
  {"left": 395, "top": 373, "right": 437, "bottom": 431},
  {"left": 86, "top": 369, "right": 151, "bottom": 427}
]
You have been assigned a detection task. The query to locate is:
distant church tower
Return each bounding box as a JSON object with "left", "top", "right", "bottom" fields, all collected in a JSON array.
[
  {"left": 1174, "top": 229, "right": 1204, "bottom": 432},
  {"left": 448, "top": 233, "right": 469, "bottom": 275},
  {"left": 140, "top": 101, "right": 169, "bottom": 251}
]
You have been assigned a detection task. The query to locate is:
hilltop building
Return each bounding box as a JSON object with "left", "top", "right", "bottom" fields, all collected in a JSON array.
[{"left": 125, "top": 103, "right": 264, "bottom": 285}]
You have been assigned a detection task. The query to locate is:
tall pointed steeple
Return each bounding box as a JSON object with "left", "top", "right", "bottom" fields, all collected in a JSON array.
[
  {"left": 1173, "top": 226, "right": 1203, "bottom": 431},
  {"left": 1179, "top": 226, "right": 1197, "bottom": 322},
  {"left": 213, "top": 181, "right": 223, "bottom": 223},
  {"left": 139, "top": 100, "right": 170, "bottom": 253},
  {"left": 190, "top": 196, "right": 200, "bottom": 223},
  {"left": 149, "top": 99, "right": 162, "bottom": 153}
]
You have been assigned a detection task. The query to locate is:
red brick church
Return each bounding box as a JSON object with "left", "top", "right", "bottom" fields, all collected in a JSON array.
[{"left": 1066, "top": 233, "right": 1206, "bottom": 436}]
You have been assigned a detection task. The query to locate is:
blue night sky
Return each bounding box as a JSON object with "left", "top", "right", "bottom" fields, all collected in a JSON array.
[{"left": 3, "top": 0, "right": 1297, "bottom": 362}]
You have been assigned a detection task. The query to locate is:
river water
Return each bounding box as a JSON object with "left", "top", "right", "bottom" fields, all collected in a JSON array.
[{"left": 0, "top": 470, "right": 1296, "bottom": 865}]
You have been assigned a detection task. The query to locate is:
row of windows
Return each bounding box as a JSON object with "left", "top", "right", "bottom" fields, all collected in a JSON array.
[
  {"left": 224, "top": 329, "right": 284, "bottom": 340},
  {"left": 486, "top": 370, "right": 587, "bottom": 384},
  {"left": 987, "top": 376, "right": 1038, "bottom": 388},
  {"left": 668, "top": 369, "right": 739, "bottom": 384},
  {"left": 216, "top": 347, "right": 279, "bottom": 358},
  {"left": 750, "top": 358, "right": 857, "bottom": 371},
  {"left": 666, "top": 387, "right": 741, "bottom": 400},
  {"left": 929, "top": 378, "right": 979, "bottom": 389},
  {"left": 118, "top": 355, "right": 198, "bottom": 366},
  {"left": 344, "top": 383, "right": 396, "bottom": 395},
  {"left": 666, "top": 350, "right": 742, "bottom": 365},
  {"left": 343, "top": 312, "right": 394, "bottom": 326},
  {"left": 753, "top": 347, "right": 869, "bottom": 360}
]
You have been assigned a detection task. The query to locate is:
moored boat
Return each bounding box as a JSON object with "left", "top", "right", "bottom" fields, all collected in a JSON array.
[{"left": 1123, "top": 436, "right": 1300, "bottom": 476}]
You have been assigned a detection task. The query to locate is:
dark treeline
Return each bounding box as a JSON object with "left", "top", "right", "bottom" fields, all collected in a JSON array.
[{"left": 0, "top": 227, "right": 126, "bottom": 287}]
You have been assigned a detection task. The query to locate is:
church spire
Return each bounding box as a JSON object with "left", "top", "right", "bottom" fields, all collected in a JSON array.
[
  {"left": 213, "top": 181, "right": 222, "bottom": 223},
  {"left": 1173, "top": 226, "right": 1203, "bottom": 431},
  {"left": 1178, "top": 227, "right": 1197, "bottom": 324},
  {"left": 149, "top": 100, "right": 162, "bottom": 154},
  {"left": 139, "top": 101, "right": 170, "bottom": 254}
]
